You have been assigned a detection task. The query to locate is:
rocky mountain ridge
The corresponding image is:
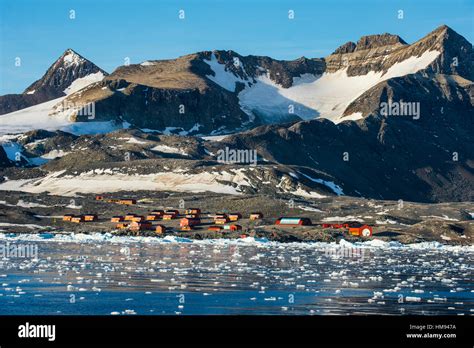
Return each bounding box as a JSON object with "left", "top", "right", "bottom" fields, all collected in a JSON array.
[
  {"left": 0, "top": 49, "right": 106, "bottom": 115},
  {"left": 0, "top": 25, "right": 472, "bottom": 203}
]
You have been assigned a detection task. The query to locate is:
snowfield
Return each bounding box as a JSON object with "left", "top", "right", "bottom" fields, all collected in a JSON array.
[
  {"left": 0, "top": 97, "right": 69, "bottom": 134},
  {"left": 204, "top": 50, "right": 440, "bottom": 123},
  {"left": 0, "top": 97, "right": 124, "bottom": 136},
  {"left": 291, "top": 187, "right": 327, "bottom": 199},
  {"left": 238, "top": 50, "right": 440, "bottom": 123},
  {"left": 204, "top": 53, "right": 247, "bottom": 92},
  {"left": 0, "top": 71, "right": 116, "bottom": 136},
  {"left": 63, "top": 71, "right": 105, "bottom": 95},
  {"left": 0, "top": 167, "right": 335, "bottom": 199},
  {"left": 151, "top": 145, "right": 189, "bottom": 156},
  {"left": 0, "top": 170, "right": 253, "bottom": 196},
  {"left": 299, "top": 171, "right": 344, "bottom": 195}
]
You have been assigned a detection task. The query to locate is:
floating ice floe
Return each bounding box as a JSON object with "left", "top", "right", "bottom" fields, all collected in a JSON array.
[{"left": 0, "top": 232, "right": 472, "bottom": 253}]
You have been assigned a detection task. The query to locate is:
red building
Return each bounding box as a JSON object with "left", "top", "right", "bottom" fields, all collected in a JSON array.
[{"left": 275, "top": 217, "right": 312, "bottom": 226}]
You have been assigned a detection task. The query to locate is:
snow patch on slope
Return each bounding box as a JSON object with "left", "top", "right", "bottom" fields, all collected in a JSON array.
[
  {"left": 0, "top": 97, "right": 68, "bottom": 134},
  {"left": 291, "top": 187, "right": 327, "bottom": 199},
  {"left": 64, "top": 72, "right": 105, "bottom": 95},
  {"left": 40, "top": 149, "right": 70, "bottom": 159},
  {"left": 123, "top": 137, "right": 148, "bottom": 145},
  {"left": 0, "top": 170, "right": 252, "bottom": 196},
  {"left": 299, "top": 172, "right": 344, "bottom": 195},
  {"left": 140, "top": 61, "right": 155, "bottom": 66},
  {"left": 0, "top": 69, "right": 114, "bottom": 136},
  {"left": 204, "top": 53, "right": 246, "bottom": 92},
  {"left": 201, "top": 135, "right": 229, "bottom": 142},
  {"left": 0, "top": 97, "right": 123, "bottom": 136},
  {"left": 151, "top": 145, "right": 189, "bottom": 156}
]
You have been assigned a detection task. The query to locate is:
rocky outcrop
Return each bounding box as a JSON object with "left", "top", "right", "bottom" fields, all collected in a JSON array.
[
  {"left": 202, "top": 51, "right": 325, "bottom": 88},
  {"left": 423, "top": 25, "right": 474, "bottom": 80},
  {"left": 324, "top": 25, "right": 473, "bottom": 78},
  {"left": 54, "top": 77, "right": 253, "bottom": 135},
  {"left": 332, "top": 42, "right": 357, "bottom": 55},
  {"left": 325, "top": 33, "right": 408, "bottom": 75},
  {"left": 342, "top": 73, "right": 474, "bottom": 119},
  {"left": 355, "top": 34, "right": 407, "bottom": 51}
]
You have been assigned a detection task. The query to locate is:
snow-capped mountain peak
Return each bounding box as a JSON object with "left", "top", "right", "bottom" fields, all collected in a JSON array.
[
  {"left": 60, "top": 48, "right": 86, "bottom": 68},
  {"left": 23, "top": 48, "right": 106, "bottom": 97},
  {"left": 0, "top": 49, "right": 107, "bottom": 115}
]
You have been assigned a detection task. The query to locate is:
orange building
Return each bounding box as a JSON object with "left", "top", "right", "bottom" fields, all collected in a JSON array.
[
  {"left": 250, "top": 212, "right": 263, "bottom": 220},
  {"left": 131, "top": 216, "right": 145, "bottom": 222},
  {"left": 118, "top": 199, "right": 137, "bottom": 205},
  {"left": 111, "top": 216, "right": 124, "bottom": 223},
  {"left": 146, "top": 214, "right": 161, "bottom": 221},
  {"left": 63, "top": 214, "right": 75, "bottom": 222},
  {"left": 71, "top": 216, "right": 84, "bottom": 223},
  {"left": 228, "top": 213, "right": 242, "bottom": 221},
  {"left": 124, "top": 214, "right": 137, "bottom": 221},
  {"left": 155, "top": 225, "right": 166, "bottom": 234},
  {"left": 83, "top": 214, "right": 98, "bottom": 222},
  {"left": 214, "top": 217, "right": 228, "bottom": 225}
]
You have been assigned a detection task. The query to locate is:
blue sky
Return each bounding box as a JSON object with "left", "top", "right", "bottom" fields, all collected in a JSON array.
[{"left": 0, "top": 0, "right": 472, "bottom": 94}]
